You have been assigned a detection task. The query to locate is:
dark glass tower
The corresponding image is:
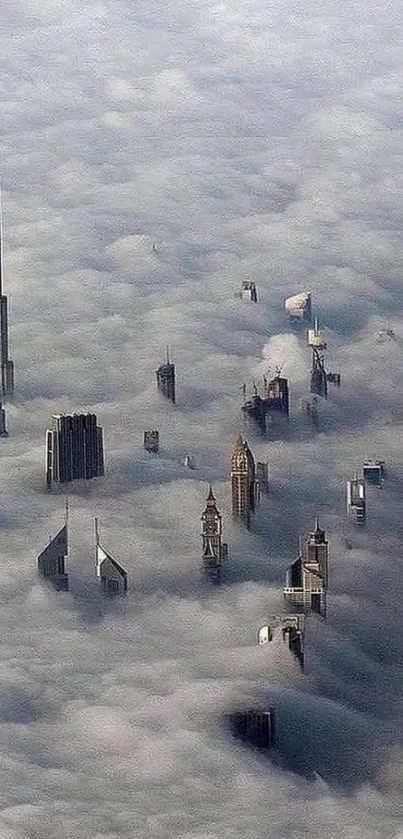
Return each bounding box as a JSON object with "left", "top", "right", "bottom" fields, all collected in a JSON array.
[
  {"left": 156, "top": 348, "right": 175, "bottom": 403},
  {"left": 46, "top": 413, "right": 104, "bottom": 487}
]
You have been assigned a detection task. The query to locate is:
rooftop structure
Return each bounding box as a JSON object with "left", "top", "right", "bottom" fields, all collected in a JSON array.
[
  {"left": 95, "top": 519, "right": 127, "bottom": 595},
  {"left": 363, "top": 459, "right": 385, "bottom": 487},
  {"left": 228, "top": 708, "right": 276, "bottom": 750},
  {"left": 0, "top": 401, "right": 8, "bottom": 437},
  {"left": 46, "top": 413, "right": 104, "bottom": 487},
  {"left": 283, "top": 519, "right": 328, "bottom": 618},
  {"left": 37, "top": 502, "right": 69, "bottom": 591},
  {"left": 258, "top": 614, "right": 305, "bottom": 669},
  {"left": 156, "top": 347, "right": 175, "bottom": 403},
  {"left": 144, "top": 430, "right": 159, "bottom": 453},
  {"left": 240, "top": 281, "right": 258, "bottom": 303},
  {"left": 307, "top": 317, "right": 327, "bottom": 350},
  {"left": 242, "top": 373, "right": 289, "bottom": 435},
  {"left": 230, "top": 435, "right": 259, "bottom": 529},
  {"left": 285, "top": 291, "right": 312, "bottom": 322},
  {"left": 347, "top": 477, "right": 366, "bottom": 524},
  {"left": 0, "top": 189, "right": 14, "bottom": 398},
  {"left": 201, "top": 485, "right": 228, "bottom": 583}
]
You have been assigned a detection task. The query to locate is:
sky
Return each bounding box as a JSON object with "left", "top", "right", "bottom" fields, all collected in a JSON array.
[{"left": 1, "top": 0, "right": 403, "bottom": 836}]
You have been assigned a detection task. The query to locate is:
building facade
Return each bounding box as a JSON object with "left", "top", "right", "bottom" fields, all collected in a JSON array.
[
  {"left": 201, "top": 485, "right": 228, "bottom": 580},
  {"left": 283, "top": 519, "right": 328, "bottom": 618},
  {"left": 230, "top": 435, "right": 258, "bottom": 528},
  {"left": 46, "top": 413, "right": 104, "bottom": 487},
  {"left": 347, "top": 477, "right": 366, "bottom": 523},
  {"left": 37, "top": 520, "right": 69, "bottom": 591},
  {"left": 95, "top": 520, "right": 127, "bottom": 595},
  {"left": 156, "top": 349, "right": 175, "bottom": 403}
]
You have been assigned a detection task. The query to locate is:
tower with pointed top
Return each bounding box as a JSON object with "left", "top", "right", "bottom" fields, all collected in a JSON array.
[
  {"left": 306, "top": 516, "right": 329, "bottom": 589},
  {"left": 37, "top": 504, "right": 69, "bottom": 591},
  {"left": 283, "top": 518, "right": 328, "bottom": 618},
  {"left": 201, "top": 486, "right": 228, "bottom": 578},
  {"left": 95, "top": 518, "right": 127, "bottom": 595},
  {"left": 0, "top": 190, "right": 14, "bottom": 398},
  {"left": 156, "top": 347, "right": 175, "bottom": 403},
  {"left": 230, "top": 436, "right": 257, "bottom": 529}
]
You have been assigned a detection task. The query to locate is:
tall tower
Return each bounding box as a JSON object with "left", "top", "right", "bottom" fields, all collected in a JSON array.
[
  {"left": 310, "top": 348, "right": 327, "bottom": 398},
  {"left": 95, "top": 518, "right": 127, "bottom": 595},
  {"left": 46, "top": 413, "right": 104, "bottom": 487},
  {"left": 201, "top": 485, "right": 228, "bottom": 578},
  {"left": 230, "top": 435, "right": 257, "bottom": 528},
  {"left": 0, "top": 401, "right": 8, "bottom": 437},
  {"left": 347, "top": 476, "right": 366, "bottom": 523},
  {"left": 0, "top": 189, "right": 14, "bottom": 398},
  {"left": 37, "top": 501, "right": 69, "bottom": 591},
  {"left": 306, "top": 516, "right": 328, "bottom": 589},
  {"left": 156, "top": 347, "right": 175, "bottom": 403}
]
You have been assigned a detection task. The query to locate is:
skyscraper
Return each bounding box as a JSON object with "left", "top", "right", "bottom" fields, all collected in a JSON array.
[
  {"left": 0, "top": 401, "right": 8, "bottom": 437},
  {"left": 283, "top": 519, "right": 328, "bottom": 617},
  {"left": 230, "top": 435, "right": 258, "bottom": 528},
  {"left": 37, "top": 503, "right": 69, "bottom": 591},
  {"left": 306, "top": 516, "right": 329, "bottom": 590},
  {"left": 310, "top": 348, "right": 327, "bottom": 397},
  {"left": 95, "top": 519, "right": 127, "bottom": 595},
  {"left": 228, "top": 708, "right": 276, "bottom": 749},
  {"left": 0, "top": 190, "right": 14, "bottom": 398},
  {"left": 201, "top": 485, "right": 228, "bottom": 581},
  {"left": 258, "top": 614, "right": 305, "bottom": 669},
  {"left": 242, "top": 373, "right": 289, "bottom": 436},
  {"left": 46, "top": 413, "right": 104, "bottom": 487},
  {"left": 347, "top": 476, "right": 366, "bottom": 523},
  {"left": 156, "top": 347, "right": 175, "bottom": 403}
]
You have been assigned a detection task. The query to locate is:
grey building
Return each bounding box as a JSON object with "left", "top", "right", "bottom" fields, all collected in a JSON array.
[
  {"left": 242, "top": 373, "right": 289, "bottom": 436},
  {"left": 228, "top": 708, "right": 276, "bottom": 749},
  {"left": 46, "top": 413, "right": 104, "bottom": 487},
  {"left": 0, "top": 191, "right": 14, "bottom": 398},
  {"left": 37, "top": 508, "right": 69, "bottom": 591},
  {"left": 363, "top": 459, "right": 384, "bottom": 487},
  {"left": 0, "top": 401, "right": 7, "bottom": 437},
  {"left": 156, "top": 348, "right": 175, "bottom": 403},
  {"left": 257, "top": 461, "right": 269, "bottom": 493},
  {"left": 144, "top": 430, "right": 159, "bottom": 453},
  {"left": 310, "top": 348, "right": 328, "bottom": 398},
  {"left": 240, "top": 281, "right": 258, "bottom": 302},
  {"left": 283, "top": 519, "right": 328, "bottom": 618},
  {"left": 230, "top": 435, "right": 259, "bottom": 529},
  {"left": 347, "top": 476, "right": 366, "bottom": 523},
  {"left": 201, "top": 485, "right": 228, "bottom": 582},
  {"left": 258, "top": 615, "right": 305, "bottom": 669},
  {"left": 95, "top": 519, "right": 127, "bottom": 595}
]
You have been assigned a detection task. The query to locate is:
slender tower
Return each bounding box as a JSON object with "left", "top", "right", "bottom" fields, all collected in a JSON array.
[
  {"left": 201, "top": 485, "right": 228, "bottom": 580},
  {"left": 0, "top": 188, "right": 14, "bottom": 398},
  {"left": 230, "top": 435, "right": 257, "bottom": 529}
]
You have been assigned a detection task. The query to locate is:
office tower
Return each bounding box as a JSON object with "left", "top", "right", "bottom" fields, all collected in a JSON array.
[
  {"left": 283, "top": 521, "right": 328, "bottom": 618},
  {"left": 45, "top": 413, "right": 104, "bottom": 487},
  {"left": 242, "top": 373, "right": 289, "bottom": 436},
  {"left": 363, "top": 459, "right": 384, "bottom": 487},
  {"left": 0, "top": 190, "right": 14, "bottom": 398},
  {"left": 95, "top": 519, "right": 127, "bottom": 595},
  {"left": 156, "top": 347, "right": 175, "bottom": 403},
  {"left": 228, "top": 708, "right": 276, "bottom": 749},
  {"left": 183, "top": 454, "right": 195, "bottom": 469},
  {"left": 201, "top": 485, "right": 228, "bottom": 581},
  {"left": 0, "top": 401, "right": 8, "bottom": 436},
  {"left": 144, "top": 430, "right": 159, "bottom": 453},
  {"left": 285, "top": 291, "right": 312, "bottom": 321},
  {"left": 258, "top": 614, "right": 305, "bottom": 669},
  {"left": 257, "top": 461, "right": 269, "bottom": 493},
  {"left": 310, "top": 348, "right": 328, "bottom": 398},
  {"left": 347, "top": 476, "right": 366, "bottom": 523},
  {"left": 230, "top": 435, "right": 258, "bottom": 528},
  {"left": 37, "top": 503, "right": 69, "bottom": 591},
  {"left": 240, "top": 281, "right": 258, "bottom": 302},
  {"left": 307, "top": 317, "right": 327, "bottom": 350}
]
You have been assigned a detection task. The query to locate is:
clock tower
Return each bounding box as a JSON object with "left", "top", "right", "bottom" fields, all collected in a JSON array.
[{"left": 201, "top": 485, "right": 228, "bottom": 577}]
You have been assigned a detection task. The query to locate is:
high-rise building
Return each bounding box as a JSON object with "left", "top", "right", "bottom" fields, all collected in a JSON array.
[
  {"left": 95, "top": 519, "right": 127, "bottom": 595},
  {"left": 0, "top": 190, "right": 14, "bottom": 398},
  {"left": 201, "top": 485, "right": 228, "bottom": 581},
  {"left": 156, "top": 347, "right": 175, "bottom": 403},
  {"left": 46, "top": 413, "right": 104, "bottom": 487},
  {"left": 230, "top": 435, "right": 258, "bottom": 528},
  {"left": 257, "top": 461, "right": 269, "bottom": 493},
  {"left": 285, "top": 291, "right": 312, "bottom": 321},
  {"left": 283, "top": 520, "right": 328, "bottom": 617},
  {"left": 144, "top": 430, "right": 159, "bottom": 453},
  {"left": 37, "top": 504, "right": 69, "bottom": 591},
  {"left": 310, "top": 348, "right": 328, "bottom": 397},
  {"left": 258, "top": 614, "right": 305, "bottom": 669},
  {"left": 347, "top": 476, "right": 366, "bottom": 523},
  {"left": 242, "top": 374, "right": 289, "bottom": 436},
  {"left": 363, "top": 459, "right": 384, "bottom": 487},
  {"left": 0, "top": 401, "right": 8, "bottom": 437},
  {"left": 240, "top": 281, "right": 258, "bottom": 302},
  {"left": 307, "top": 316, "right": 327, "bottom": 350},
  {"left": 228, "top": 708, "right": 276, "bottom": 749}
]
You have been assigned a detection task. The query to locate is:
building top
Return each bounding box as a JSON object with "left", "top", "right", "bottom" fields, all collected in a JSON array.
[{"left": 231, "top": 435, "right": 255, "bottom": 472}]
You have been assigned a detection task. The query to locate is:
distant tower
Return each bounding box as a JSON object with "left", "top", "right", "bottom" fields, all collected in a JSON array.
[
  {"left": 306, "top": 516, "right": 329, "bottom": 589},
  {"left": 230, "top": 435, "right": 258, "bottom": 528},
  {"left": 156, "top": 347, "right": 175, "bottom": 403},
  {"left": 363, "top": 459, "right": 384, "bottom": 487},
  {"left": 310, "top": 348, "right": 328, "bottom": 398},
  {"left": 242, "top": 373, "right": 289, "bottom": 436},
  {"left": 0, "top": 189, "right": 14, "bottom": 398},
  {"left": 307, "top": 317, "right": 327, "bottom": 350},
  {"left": 0, "top": 401, "right": 8, "bottom": 436},
  {"left": 258, "top": 614, "right": 305, "bottom": 669},
  {"left": 201, "top": 485, "right": 228, "bottom": 581},
  {"left": 46, "top": 413, "right": 104, "bottom": 487},
  {"left": 264, "top": 371, "right": 289, "bottom": 416},
  {"left": 95, "top": 519, "right": 127, "bottom": 595},
  {"left": 144, "top": 430, "right": 159, "bottom": 453},
  {"left": 347, "top": 476, "right": 366, "bottom": 524},
  {"left": 240, "top": 281, "right": 258, "bottom": 302},
  {"left": 256, "top": 461, "right": 269, "bottom": 493},
  {"left": 285, "top": 291, "right": 312, "bottom": 321},
  {"left": 228, "top": 708, "right": 276, "bottom": 749},
  {"left": 37, "top": 501, "right": 69, "bottom": 591},
  {"left": 283, "top": 521, "right": 328, "bottom": 618}
]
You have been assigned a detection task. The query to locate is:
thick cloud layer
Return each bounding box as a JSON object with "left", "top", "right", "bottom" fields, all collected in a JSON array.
[{"left": 1, "top": 0, "right": 403, "bottom": 836}]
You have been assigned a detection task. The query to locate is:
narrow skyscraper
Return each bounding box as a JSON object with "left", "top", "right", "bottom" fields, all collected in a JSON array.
[
  {"left": 37, "top": 502, "right": 69, "bottom": 591},
  {"left": 310, "top": 348, "right": 328, "bottom": 398},
  {"left": 46, "top": 412, "right": 104, "bottom": 487},
  {"left": 0, "top": 189, "right": 14, "bottom": 398},
  {"left": 156, "top": 347, "right": 175, "bottom": 403},
  {"left": 230, "top": 435, "right": 258, "bottom": 529},
  {"left": 95, "top": 519, "right": 127, "bottom": 595},
  {"left": 0, "top": 401, "right": 8, "bottom": 436},
  {"left": 283, "top": 520, "right": 328, "bottom": 618},
  {"left": 242, "top": 373, "right": 289, "bottom": 436},
  {"left": 347, "top": 476, "right": 366, "bottom": 523},
  {"left": 201, "top": 485, "right": 228, "bottom": 582}
]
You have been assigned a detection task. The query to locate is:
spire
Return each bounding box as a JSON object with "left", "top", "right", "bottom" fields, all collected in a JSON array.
[
  {"left": 314, "top": 514, "right": 320, "bottom": 532},
  {"left": 207, "top": 484, "right": 215, "bottom": 502},
  {"left": 94, "top": 517, "right": 100, "bottom": 546}
]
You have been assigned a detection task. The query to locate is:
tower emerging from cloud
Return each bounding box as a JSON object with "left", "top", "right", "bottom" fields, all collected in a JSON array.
[
  {"left": 46, "top": 413, "right": 104, "bottom": 487},
  {"left": 283, "top": 518, "right": 328, "bottom": 617},
  {"left": 201, "top": 485, "right": 228, "bottom": 581},
  {"left": 0, "top": 189, "right": 14, "bottom": 398},
  {"left": 37, "top": 503, "right": 69, "bottom": 591},
  {"left": 95, "top": 519, "right": 127, "bottom": 595},
  {"left": 347, "top": 476, "right": 366, "bottom": 523},
  {"left": 156, "top": 347, "right": 175, "bottom": 403},
  {"left": 230, "top": 436, "right": 258, "bottom": 529}
]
